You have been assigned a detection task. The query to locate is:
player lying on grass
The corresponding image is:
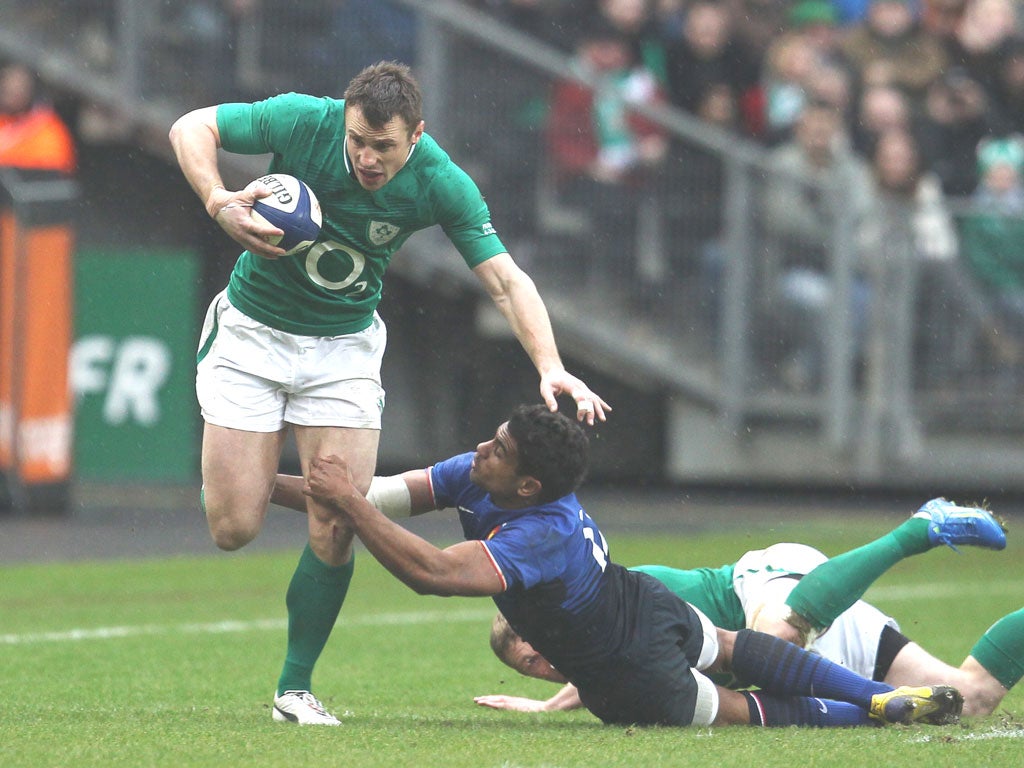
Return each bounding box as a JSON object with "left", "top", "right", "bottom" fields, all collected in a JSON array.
[
  {"left": 478, "top": 501, "right": 1020, "bottom": 718},
  {"left": 285, "top": 404, "right": 964, "bottom": 728}
]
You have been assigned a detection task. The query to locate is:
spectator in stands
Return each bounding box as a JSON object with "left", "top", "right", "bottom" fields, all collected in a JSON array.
[
  {"left": 787, "top": 0, "right": 846, "bottom": 64},
  {"left": 761, "top": 31, "right": 819, "bottom": 145},
  {"left": 594, "top": 0, "right": 668, "bottom": 82},
  {"left": 863, "top": 124, "right": 1014, "bottom": 388},
  {"left": 918, "top": 67, "right": 993, "bottom": 195},
  {"left": 840, "top": 0, "right": 947, "bottom": 107},
  {"left": 546, "top": 16, "right": 667, "bottom": 289},
  {"left": 0, "top": 61, "right": 75, "bottom": 175},
  {"left": 859, "top": 128, "right": 959, "bottom": 427},
  {"left": 760, "top": 100, "right": 873, "bottom": 390},
  {"left": 663, "top": 1, "right": 759, "bottom": 133},
  {"left": 860, "top": 128, "right": 958, "bottom": 267},
  {"left": 959, "top": 136, "right": 1024, "bottom": 340},
  {"left": 945, "top": 0, "right": 1019, "bottom": 98},
  {"left": 851, "top": 83, "right": 913, "bottom": 156},
  {"left": 806, "top": 61, "right": 855, "bottom": 123},
  {"left": 760, "top": 2, "right": 849, "bottom": 145}
]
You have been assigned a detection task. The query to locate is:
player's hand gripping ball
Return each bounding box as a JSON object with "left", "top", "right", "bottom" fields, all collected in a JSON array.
[{"left": 248, "top": 173, "right": 322, "bottom": 255}]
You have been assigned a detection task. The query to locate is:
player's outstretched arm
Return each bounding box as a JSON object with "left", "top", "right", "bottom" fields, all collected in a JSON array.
[
  {"left": 273, "top": 470, "right": 433, "bottom": 520},
  {"left": 475, "top": 683, "right": 583, "bottom": 713},
  {"left": 471, "top": 254, "right": 610, "bottom": 424},
  {"left": 304, "top": 455, "right": 504, "bottom": 597},
  {"left": 271, "top": 474, "right": 307, "bottom": 512}
]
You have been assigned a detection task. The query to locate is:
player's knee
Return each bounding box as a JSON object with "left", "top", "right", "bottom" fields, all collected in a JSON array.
[
  {"left": 204, "top": 502, "right": 263, "bottom": 551},
  {"left": 208, "top": 517, "right": 260, "bottom": 551}
]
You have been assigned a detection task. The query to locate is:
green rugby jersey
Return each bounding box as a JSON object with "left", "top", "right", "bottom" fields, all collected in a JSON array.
[
  {"left": 631, "top": 563, "right": 745, "bottom": 630},
  {"left": 216, "top": 93, "right": 507, "bottom": 335}
]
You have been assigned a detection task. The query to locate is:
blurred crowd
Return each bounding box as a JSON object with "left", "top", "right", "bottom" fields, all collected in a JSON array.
[
  {"left": 471, "top": 0, "right": 1024, "bottom": 191},
  {"left": 7, "top": 0, "right": 1024, "bottom": 392},
  {"left": 461, "top": 0, "right": 1024, "bottom": 390}
]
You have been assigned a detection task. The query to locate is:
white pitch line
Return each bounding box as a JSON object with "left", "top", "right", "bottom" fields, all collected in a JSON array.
[
  {"left": 4, "top": 580, "right": 1018, "bottom": 646},
  {"left": 0, "top": 608, "right": 495, "bottom": 646},
  {"left": 911, "top": 728, "right": 1024, "bottom": 743}
]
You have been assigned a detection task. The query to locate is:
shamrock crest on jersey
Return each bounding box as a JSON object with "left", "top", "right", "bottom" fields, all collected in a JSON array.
[{"left": 368, "top": 220, "right": 401, "bottom": 246}]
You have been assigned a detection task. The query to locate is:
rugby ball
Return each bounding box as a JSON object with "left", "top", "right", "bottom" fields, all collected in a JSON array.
[{"left": 248, "top": 173, "right": 322, "bottom": 255}]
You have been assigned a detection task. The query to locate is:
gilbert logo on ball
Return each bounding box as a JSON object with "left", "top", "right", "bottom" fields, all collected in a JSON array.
[{"left": 249, "top": 173, "right": 323, "bottom": 255}]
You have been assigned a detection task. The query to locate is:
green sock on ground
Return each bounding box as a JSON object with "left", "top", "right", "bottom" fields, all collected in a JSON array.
[
  {"left": 785, "top": 517, "right": 931, "bottom": 631},
  {"left": 971, "top": 608, "right": 1024, "bottom": 690},
  {"left": 276, "top": 544, "right": 354, "bottom": 695}
]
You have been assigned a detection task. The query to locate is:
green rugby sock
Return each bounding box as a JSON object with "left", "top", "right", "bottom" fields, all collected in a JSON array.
[
  {"left": 970, "top": 608, "right": 1024, "bottom": 690},
  {"left": 277, "top": 544, "right": 354, "bottom": 695},
  {"left": 786, "top": 518, "right": 930, "bottom": 631}
]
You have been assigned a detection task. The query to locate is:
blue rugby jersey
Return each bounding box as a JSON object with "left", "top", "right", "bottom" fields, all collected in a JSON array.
[{"left": 428, "top": 452, "right": 648, "bottom": 686}]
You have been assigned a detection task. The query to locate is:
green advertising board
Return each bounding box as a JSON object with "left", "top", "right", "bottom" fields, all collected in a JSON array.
[{"left": 73, "top": 249, "right": 198, "bottom": 482}]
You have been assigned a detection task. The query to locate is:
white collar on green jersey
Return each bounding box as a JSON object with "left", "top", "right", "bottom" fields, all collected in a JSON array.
[{"left": 342, "top": 136, "right": 419, "bottom": 180}]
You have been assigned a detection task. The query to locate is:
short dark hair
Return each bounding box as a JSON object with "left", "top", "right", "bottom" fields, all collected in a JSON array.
[
  {"left": 506, "top": 404, "right": 589, "bottom": 503},
  {"left": 343, "top": 60, "right": 423, "bottom": 136}
]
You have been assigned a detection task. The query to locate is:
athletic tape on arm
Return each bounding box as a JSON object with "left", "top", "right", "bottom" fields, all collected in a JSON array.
[{"left": 366, "top": 475, "right": 412, "bottom": 519}]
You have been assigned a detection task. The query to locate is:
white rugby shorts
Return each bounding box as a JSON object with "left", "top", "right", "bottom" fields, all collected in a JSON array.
[
  {"left": 195, "top": 290, "right": 386, "bottom": 432},
  {"left": 732, "top": 543, "right": 899, "bottom": 680}
]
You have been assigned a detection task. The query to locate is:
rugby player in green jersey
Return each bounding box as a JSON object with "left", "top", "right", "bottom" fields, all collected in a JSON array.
[{"left": 169, "top": 61, "right": 610, "bottom": 725}]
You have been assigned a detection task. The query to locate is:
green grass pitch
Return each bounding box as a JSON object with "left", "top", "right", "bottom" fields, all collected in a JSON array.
[{"left": 2, "top": 514, "right": 1021, "bottom": 767}]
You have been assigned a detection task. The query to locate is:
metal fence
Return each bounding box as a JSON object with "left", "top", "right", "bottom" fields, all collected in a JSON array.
[{"left": 2, "top": 0, "right": 1023, "bottom": 486}]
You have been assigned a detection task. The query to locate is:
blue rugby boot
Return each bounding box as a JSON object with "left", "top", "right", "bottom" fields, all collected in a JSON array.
[{"left": 913, "top": 498, "right": 1007, "bottom": 552}]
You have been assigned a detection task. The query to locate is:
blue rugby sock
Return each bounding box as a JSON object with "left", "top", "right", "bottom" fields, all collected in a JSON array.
[
  {"left": 742, "top": 691, "right": 873, "bottom": 727},
  {"left": 732, "top": 629, "right": 890, "bottom": 708}
]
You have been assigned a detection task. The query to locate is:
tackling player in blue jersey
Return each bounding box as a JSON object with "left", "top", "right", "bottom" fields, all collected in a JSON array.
[
  {"left": 169, "top": 61, "right": 609, "bottom": 725},
  {"left": 297, "top": 404, "right": 964, "bottom": 728},
  {"left": 477, "top": 503, "right": 1020, "bottom": 720}
]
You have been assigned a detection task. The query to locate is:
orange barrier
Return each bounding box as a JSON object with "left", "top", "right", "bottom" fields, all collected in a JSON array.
[{"left": 0, "top": 208, "right": 74, "bottom": 509}]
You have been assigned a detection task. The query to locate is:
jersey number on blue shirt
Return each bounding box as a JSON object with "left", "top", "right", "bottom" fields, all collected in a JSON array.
[{"left": 580, "top": 509, "right": 609, "bottom": 572}]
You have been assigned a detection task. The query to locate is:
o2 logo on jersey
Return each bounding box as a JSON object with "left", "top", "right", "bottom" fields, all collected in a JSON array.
[
  {"left": 579, "top": 509, "right": 608, "bottom": 571},
  {"left": 305, "top": 239, "right": 368, "bottom": 293}
]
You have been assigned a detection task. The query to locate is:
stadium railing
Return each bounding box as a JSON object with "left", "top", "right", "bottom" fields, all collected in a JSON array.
[{"left": 2, "top": 0, "right": 1023, "bottom": 488}]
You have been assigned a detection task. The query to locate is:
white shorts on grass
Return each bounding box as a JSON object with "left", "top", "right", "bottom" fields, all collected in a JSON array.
[
  {"left": 733, "top": 543, "right": 899, "bottom": 680},
  {"left": 195, "top": 290, "right": 386, "bottom": 432}
]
